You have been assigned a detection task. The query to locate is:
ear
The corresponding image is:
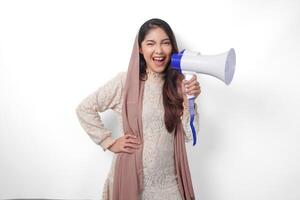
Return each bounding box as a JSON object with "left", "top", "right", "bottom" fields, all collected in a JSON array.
[{"left": 139, "top": 47, "right": 143, "bottom": 54}]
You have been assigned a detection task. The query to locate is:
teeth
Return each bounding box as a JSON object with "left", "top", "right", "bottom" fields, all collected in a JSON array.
[{"left": 153, "top": 57, "right": 164, "bottom": 61}]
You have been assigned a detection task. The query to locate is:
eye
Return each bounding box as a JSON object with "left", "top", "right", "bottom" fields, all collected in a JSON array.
[
  {"left": 163, "top": 42, "right": 171, "bottom": 45},
  {"left": 147, "top": 43, "right": 154, "bottom": 46}
]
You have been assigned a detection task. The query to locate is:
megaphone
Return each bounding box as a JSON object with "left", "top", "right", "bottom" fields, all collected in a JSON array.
[
  {"left": 171, "top": 48, "right": 236, "bottom": 85},
  {"left": 171, "top": 48, "right": 236, "bottom": 145}
]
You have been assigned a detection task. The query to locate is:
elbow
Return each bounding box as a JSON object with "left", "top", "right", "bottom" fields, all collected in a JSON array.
[{"left": 75, "top": 103, "right": 82, "bottom": 118}]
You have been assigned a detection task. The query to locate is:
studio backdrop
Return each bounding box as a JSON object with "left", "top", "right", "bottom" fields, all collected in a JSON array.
[{"left": 0, "top": 0, "right": 299, "bottom": 199}]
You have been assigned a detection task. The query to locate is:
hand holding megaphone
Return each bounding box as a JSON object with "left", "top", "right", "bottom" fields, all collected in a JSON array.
[{"left": 171, "top": 48, "right": 236, "bottom": 145}]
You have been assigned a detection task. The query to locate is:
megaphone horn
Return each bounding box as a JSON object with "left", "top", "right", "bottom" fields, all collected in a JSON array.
[{"left": 171, "top": 48, "right": 236, "bottom": 85}]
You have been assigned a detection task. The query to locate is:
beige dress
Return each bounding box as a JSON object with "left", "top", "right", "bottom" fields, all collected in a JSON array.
[{"left": 76, "top": 69, "right": 199, "bottom": 200}]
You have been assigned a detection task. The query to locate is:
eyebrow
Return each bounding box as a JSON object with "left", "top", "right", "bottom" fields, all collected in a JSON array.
[{"left": 145, "top": 38, "right": 170, "bottom": 42}]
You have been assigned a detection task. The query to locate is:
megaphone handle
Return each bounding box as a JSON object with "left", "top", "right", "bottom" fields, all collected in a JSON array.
[
  {"left": 183, "top": 71, "right": 197, "bottom": 99},
  {"left": 182, "top": 71, "right": 198, "bottom": 145}
]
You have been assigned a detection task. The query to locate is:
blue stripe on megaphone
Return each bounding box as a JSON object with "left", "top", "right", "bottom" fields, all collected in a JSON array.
[{"left": 171, "top": 50, "right": 185, "bottom": 73}]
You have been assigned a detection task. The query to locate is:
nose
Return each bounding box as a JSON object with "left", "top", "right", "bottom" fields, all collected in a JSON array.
[{"left": 154, "top": 44, "right": 163, "bottom": 54}]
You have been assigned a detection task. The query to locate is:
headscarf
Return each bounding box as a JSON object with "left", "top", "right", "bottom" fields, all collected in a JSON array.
[{"left": 112, "top": 34, "right": 195, "bottom": 200}]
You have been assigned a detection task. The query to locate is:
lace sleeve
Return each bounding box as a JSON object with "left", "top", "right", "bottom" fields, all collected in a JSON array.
[
  {"left": 75, "top": 71, "right": 126, "bottom": 151},
  {"left": 181, "top": 100, "right": 200, "bottom": 143}
]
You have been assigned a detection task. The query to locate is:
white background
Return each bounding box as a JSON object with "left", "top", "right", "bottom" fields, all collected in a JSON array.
[{"left": 0, "top": 0, "right": 299, "bottom": 199}]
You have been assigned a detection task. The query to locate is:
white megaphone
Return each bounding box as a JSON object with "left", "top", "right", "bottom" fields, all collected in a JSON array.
[
  {"left": 171, "top": 48, "right": 236, "bottom": 88},
  {"left": 171, "top": 48, "right": 236, "bottom": 146}
]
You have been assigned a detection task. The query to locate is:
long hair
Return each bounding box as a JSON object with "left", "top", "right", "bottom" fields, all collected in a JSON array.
[{"left": 138, "top": 18, "right": 184, "bottom": 133}]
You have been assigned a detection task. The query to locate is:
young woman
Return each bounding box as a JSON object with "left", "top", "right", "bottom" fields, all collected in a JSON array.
[{"left": 76, "top": 18, "right": 201, "bottom": 200}]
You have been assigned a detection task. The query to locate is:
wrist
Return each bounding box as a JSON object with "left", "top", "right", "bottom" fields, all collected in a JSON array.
[
  {"left": 107, "top": 139, "right": 116, "bottom": 150},
  {"left": 101, "top": 136, "right": 116, "bottom": 152}
]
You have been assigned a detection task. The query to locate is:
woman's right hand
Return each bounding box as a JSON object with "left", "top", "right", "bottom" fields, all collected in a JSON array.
[{"left": 108, "top": 134, "right": 141, "bottom": 154}]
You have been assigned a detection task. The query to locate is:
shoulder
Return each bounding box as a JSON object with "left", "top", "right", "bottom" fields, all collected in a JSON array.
[{"left": 114, "top": 71, "right": 127, "bottom": 88}]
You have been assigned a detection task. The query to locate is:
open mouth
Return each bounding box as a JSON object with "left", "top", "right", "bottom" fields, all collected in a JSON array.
[{"left": 152, "top": 57, "right": 166, "bottom": 66}]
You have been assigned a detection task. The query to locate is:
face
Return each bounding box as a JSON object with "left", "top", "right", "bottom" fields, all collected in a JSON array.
[{"left": 139, "top": 27, "right": 172, "bottom": 74}]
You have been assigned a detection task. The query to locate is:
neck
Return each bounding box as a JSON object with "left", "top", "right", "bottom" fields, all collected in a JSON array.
[{"left": 146, "top": 68, "right": 164, "bottom": 81}]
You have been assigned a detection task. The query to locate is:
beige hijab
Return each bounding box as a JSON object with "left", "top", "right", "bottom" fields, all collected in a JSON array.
[{"left": 112, "top": 34, "right": 195, "bottom": 200}]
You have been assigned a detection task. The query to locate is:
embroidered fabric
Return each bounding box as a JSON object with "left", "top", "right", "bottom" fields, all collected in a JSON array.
[{"left": 75, "top": 70, "right": 199, "bottom": 200}]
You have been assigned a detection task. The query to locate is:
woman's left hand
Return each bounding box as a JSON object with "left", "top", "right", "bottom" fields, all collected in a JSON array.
[{"left": 182, "top": 74, "right": 201, "bottom": 99}]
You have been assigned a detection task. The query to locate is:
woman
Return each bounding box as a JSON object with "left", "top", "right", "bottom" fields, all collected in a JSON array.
[{"left": 76, "top": 18, "right": 201, "bottom": 200}]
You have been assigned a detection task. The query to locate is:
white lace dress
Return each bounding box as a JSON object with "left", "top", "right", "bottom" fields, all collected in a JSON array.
[{"left": 76, "top": 69, "right": 199, "bottom": 200}]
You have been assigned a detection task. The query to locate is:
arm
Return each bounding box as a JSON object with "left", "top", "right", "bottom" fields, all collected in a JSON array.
[{"left": 75, "top": 71, "right": 126, "bottom": 151}]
